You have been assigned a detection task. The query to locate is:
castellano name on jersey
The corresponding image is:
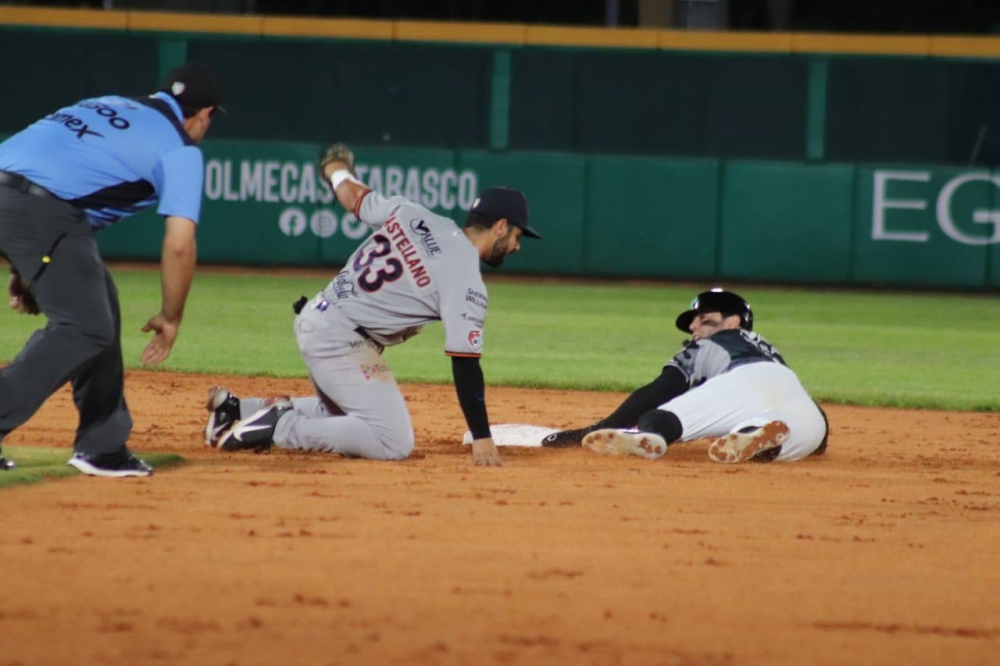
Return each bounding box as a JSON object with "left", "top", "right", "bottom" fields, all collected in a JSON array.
[{"left": 320, "top": 192, "right": 487, "bottom": 357}]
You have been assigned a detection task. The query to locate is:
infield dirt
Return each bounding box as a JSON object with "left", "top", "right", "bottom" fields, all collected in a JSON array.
[{"left": 1, "top": 371, "right": 998, "bottom": 665}]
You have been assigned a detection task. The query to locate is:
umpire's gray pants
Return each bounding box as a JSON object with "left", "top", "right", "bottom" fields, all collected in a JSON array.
[{"left": 0, "top": 188, "right": 132, "bottom": 455}]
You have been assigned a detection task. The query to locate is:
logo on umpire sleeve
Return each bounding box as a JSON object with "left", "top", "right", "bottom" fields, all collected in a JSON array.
[{"left": 467, "top": 329, "right": 483, "bottom": 352}]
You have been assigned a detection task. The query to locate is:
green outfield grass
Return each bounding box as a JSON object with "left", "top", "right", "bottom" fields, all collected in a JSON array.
[
  {"left": 0, "top": 447, "right": 184, "bottom": 488},
  {"left": 1, "top": 268, "right": 998, "bottom": 411}
]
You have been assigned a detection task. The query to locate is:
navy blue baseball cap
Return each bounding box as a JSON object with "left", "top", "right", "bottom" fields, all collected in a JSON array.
[
  {"left": 471, "top": 187, "right": 542, "bottom": 239},
  {"left": 158, "top": 63, "right": 225, "bottom": 114}
]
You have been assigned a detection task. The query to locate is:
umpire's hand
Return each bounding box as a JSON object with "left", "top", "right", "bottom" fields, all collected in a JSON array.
[
  {"left": 7, "top": 272, "right": 40, "bottom": 315},
  {"left": 140, "top": 312, "right": 179, "bottom": 366}
]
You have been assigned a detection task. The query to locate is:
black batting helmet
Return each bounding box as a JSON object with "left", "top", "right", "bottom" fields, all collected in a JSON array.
[{"left": 675, "top": 288, "right": 753, "bottom": 332}]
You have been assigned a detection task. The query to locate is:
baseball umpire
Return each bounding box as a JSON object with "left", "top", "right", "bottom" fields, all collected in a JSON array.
[
  {"left": 543, "top": 288, "right": 829, "bottom": 463},
  {"left": 0, "top": 63, "right": 221, "bottom": 476},
  {"left": 203, "top": 143, "right": 541, "bottom": 466}
]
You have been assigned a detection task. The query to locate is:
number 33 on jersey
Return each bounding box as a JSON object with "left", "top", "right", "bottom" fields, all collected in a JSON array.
[{"left": 328, "top": 191, "right": 488, "bottom": 357}]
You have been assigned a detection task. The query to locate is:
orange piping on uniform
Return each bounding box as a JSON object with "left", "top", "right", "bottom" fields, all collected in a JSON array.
[{"left": 354, "top": 188, "right": 372, "bottom": 219}]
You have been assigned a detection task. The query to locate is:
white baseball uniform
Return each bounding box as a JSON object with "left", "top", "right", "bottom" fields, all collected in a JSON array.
[{"left": 660, "top": 329, "right": 826, "bottom": 461}]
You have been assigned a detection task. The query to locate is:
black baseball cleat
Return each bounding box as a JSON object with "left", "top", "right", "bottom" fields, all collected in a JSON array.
[
  {"left": 205, "top": 385, "right": 241, "bottom": 447},
  {"left": 67, "top": 449, "right": 154, "bottom": 478},
  {"left": 707, "top": 421, "right": 789, "bottom": 464},
  {"left": 217, "top": 398, "right": 293, "bottom": 453},
  {"left": 582, "top": 429, "right": 668, "bottom": 460},
  {"left": 542, "top": 427, "right": 590, "bottom": 448}
]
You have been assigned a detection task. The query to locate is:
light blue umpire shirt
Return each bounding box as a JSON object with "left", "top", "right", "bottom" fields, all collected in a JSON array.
[{"left": 0, "top": 91, "right": 204, "bottom": 230}]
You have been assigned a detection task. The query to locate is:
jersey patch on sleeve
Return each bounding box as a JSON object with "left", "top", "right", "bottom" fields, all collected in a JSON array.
[
  {"left": 467, "top": 329, "right": 483, "bottom": 353},
  {"left": 465, "top": 288, "right": 488, "bottom": 309}
]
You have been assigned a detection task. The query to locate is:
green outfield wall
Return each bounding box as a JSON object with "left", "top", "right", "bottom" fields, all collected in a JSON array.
[
  {"left": 5, "top": 10, "right": 1000, "bottom": 289},
  {"left": 3, "top": 19, "right": 1000, "bottom": 166},
  {"left": 94, "top": 142, "right": 1000, "bottom": 289}
]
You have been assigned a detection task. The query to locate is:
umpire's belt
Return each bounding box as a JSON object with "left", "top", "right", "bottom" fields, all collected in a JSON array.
[{"left": 0, "top": 170, "right": 60, "bottom": 201}]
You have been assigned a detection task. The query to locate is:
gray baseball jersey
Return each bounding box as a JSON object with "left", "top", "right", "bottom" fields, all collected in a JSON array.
[
  {"left": 321, "top": 191, "right": 487, "bottom": 357},
  {"left": 236, "top": 190, "right": 490, "bottom": 461},
  {"left": 667, "top": 329, "right": 786, "bottom": 388}
]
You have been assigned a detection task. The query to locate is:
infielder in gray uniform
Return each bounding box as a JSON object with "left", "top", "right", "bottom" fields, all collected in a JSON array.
[
  {"left": 203, "top": 143, "right": 541, "bottom": 466},
  {"left": 543, "top": 289, "right": 829, "bottom": 463}
]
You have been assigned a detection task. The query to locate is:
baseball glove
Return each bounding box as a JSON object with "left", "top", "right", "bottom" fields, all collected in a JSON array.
[
  {"left": 319, "top": 142, "right": 356, "bottom": 175},
  {"left": 8, "top": 272, "right": 40, "bottom": 316}
]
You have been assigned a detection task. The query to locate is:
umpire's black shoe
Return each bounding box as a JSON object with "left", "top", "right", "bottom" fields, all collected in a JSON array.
[
  {"left": 0, "top": 447, "right": 15, "bottom": 471},
  {"left": 67, "top": 449, "right": 154, "bottom": 478},
  {"left": 217, "top": 399, "right": 293, "bottom": 453}
]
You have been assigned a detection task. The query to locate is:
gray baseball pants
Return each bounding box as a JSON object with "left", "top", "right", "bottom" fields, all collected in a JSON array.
[{"left": 239, "top": 296, "right": 414, "bottom": 460}]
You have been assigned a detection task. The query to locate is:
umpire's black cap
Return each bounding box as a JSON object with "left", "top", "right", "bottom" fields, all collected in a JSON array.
[
  {"left": 471, "top": 187, "right": 542, "bottom": 239},
  {"left": 675, "top": 288, "right": 753, "bottom": 332},
  {"left": 158, "top": 63, "right": 225, "bottom": 114}
]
